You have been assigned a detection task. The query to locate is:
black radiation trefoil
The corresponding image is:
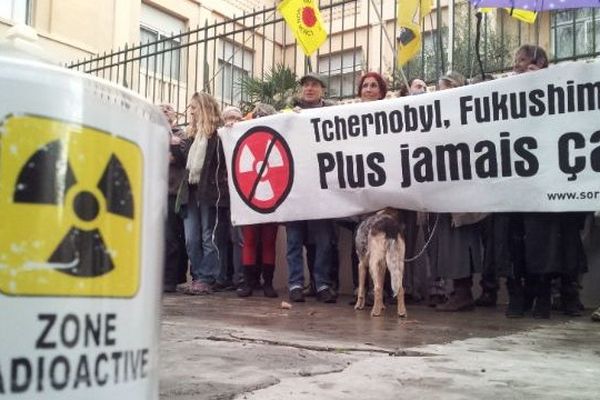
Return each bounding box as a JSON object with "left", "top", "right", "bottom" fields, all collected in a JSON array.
[
  {"left": 98, "top": 154, "right": 134, "bottom": 218},
  {"left": 48, "top": 228, "right": 114, "bottom": 277},
  {"left": 12, "top": 142, "right": 135, "bottom": 278},
  {"left": 13, "top": 140, "right": 76, "bottom": 204}
]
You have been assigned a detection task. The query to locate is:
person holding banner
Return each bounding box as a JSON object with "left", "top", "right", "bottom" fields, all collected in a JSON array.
[
  {"left": 409, "top": 78, "right": 427, "bottom": 95},
  {"left": 286, "top": 73, "right": 338, "bottom": 304},
  {"left": 235, "top": 103, "right": 280, "bottom": 298},
  {"left": 345, "top": 72, "right": 392, "bottom": 306},
  {"left": 357, "top": 72, "right": 388, "bottom": 102},
  {"left": 502, "top": 45, "right": 587, "bottom": 319},
  {"left": 222, "top": 106, "right": 245, "bottom": 291},
  {"left": 425, "top": 71, "right": 485, "bottom": 312}
]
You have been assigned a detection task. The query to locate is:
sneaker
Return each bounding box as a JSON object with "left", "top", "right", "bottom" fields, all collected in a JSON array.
[
  {"left": 289, "top": 288, "right": 305, "bottom": 302},
  {"left": 316, "top": 287, "right": 337, "bottom": 304},
  {"left": 184, "top": 281, "right": 213, "bottom": 295},
  {"left": 176, "top": 281, "right": 192, "bottom": 293}
]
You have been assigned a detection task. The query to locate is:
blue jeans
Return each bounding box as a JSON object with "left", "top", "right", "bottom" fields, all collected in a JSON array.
[
  {"left": 230, "top": 226, "right": 244, "bottom": 286},
  {"left": 286, "top": 220, "right": 335, "bottom": 292},
  {"left": 183, "top": 191, "right": 228, "bottom": 284},
  {"left": 183, "top": 193, "right": 203, "bottom": 282}
]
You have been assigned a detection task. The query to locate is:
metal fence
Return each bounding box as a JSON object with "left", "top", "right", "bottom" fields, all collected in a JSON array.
[{"left": 67, "top": 0, "right": 600, "bottom": 115}]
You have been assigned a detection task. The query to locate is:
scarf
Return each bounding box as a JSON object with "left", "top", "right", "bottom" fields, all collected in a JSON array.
[{"left": 186, "top": 132, "right": 208, "bottom": 185}]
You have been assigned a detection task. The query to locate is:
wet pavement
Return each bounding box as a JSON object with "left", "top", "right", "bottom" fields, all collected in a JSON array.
[{"left": 159, "top": 291, "right": 600, "bottom": 400}]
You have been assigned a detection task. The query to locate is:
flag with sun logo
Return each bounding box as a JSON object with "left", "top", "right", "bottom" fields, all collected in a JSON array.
[
  {"left": 278, "top": 0, "right": 328, "bottom": 56},
  {"left": 397, "top": 0, "right": 433, "bottom": 66}
]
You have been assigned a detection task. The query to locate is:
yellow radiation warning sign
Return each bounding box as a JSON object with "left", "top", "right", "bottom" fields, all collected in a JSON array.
[{"left": 0, "top": 115, "right": 142, "bottom": 298}]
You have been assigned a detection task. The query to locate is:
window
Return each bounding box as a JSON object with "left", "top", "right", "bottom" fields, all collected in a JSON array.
[
  {"left": 216, "top": 41, "right": 253, "bottom": 105},
  {"left": 140, "top": 26, "right": 184, "bottom": 80},
  {"left": 318, "top": 49, "right": 362, "bottom": 98},
  {"left": 0, "top": 0, "right": 31, "bottom": 24},
  {"left": 140, "top": 4, "right": 186, "bottom": 81},
  {"left": 552, "top": 9, "right": 600, "bottom": 59}
]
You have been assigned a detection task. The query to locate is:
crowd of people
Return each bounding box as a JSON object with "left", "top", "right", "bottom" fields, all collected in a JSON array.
[{"left": 161, "top": 44, "right": 600, "bottom": 322}]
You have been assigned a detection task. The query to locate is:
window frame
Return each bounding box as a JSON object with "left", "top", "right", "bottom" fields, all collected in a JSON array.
[
  {"left": 551, "top": 9, "right": 600, "bottom": 59},
  {"left": 139, "top": 23, "right": 185, "bottom": 82},
  {"left": 216, "top": 40, "right": 254, "bottom": 105},
  {"left": 318, "top": 48, "right": 364, "bottom": 99},
  {"left": 0, "top": 0, "right": 32, "bottom": 25}
]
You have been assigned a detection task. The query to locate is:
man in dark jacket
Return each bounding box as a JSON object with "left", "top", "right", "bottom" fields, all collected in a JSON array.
[
  {"left": 161, "top": 104, "right": 191, "bottom": 292},
  {"left": 286, "top": 73, "right": 337, "bottom": 303}
]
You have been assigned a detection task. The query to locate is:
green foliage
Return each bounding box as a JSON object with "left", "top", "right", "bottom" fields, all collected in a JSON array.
[{"left": 237, "top": 64, "right": 298, "bottom": 114}]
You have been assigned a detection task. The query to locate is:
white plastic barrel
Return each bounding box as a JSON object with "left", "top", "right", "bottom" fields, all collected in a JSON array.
[{"left": 0, "top": 27, "right": 169, "bottom": 399}]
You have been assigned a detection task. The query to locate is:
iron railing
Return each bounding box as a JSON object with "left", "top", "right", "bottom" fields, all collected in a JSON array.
[{"left": 67, "top": 0, "right": 600, "bottom": 116}]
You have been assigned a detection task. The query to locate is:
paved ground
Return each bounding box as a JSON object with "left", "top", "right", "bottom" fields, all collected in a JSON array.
[{"left": 159, "top": 291, "right": 600, "bottom": 400}]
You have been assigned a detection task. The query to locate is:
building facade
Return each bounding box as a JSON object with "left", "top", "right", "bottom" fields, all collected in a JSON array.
[
  {"left": 2, "top": 0, "right": 599, "bottom": 301},
  {"left": 3, "top": 1, "right": 599, "bottom": 108}
]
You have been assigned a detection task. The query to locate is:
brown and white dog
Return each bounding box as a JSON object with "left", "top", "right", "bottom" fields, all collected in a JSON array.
[{"left": 354, "top": 208, "right": 406, "bottom": 318}]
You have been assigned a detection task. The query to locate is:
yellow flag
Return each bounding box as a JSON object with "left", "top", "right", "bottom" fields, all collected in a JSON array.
[
  {"left": 507, "top": 8, "right": 537, "bottom": 23},
  {"left": 478, "top": 7, "right": 537, "bottom": 24},
  {"left": 397, "top": 0, "right": 422, "bottom": 66},
  {"left": 278, "top": 0, "right": 328, "bottom": 56},
  {"left": 420, "top": 0, "right": 433, "bottom": 17}
]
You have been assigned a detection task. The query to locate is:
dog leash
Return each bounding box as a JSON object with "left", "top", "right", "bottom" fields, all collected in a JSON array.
[{"left": 404, "top": 213, "right": 439, "bottom": 263}]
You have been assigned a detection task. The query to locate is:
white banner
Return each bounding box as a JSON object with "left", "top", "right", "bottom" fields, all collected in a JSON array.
[{"left": 220, "top": 60, "right": 600, "bottom": 226}]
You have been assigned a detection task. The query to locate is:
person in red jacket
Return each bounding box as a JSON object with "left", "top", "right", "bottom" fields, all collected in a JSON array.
[{"left": 230, "top": 103, "right": 280, "bottom": 298}]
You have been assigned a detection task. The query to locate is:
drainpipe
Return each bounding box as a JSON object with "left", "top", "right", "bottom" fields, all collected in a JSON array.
[{"left": 448, "top": 0, "right": 454, "bottom": 72}]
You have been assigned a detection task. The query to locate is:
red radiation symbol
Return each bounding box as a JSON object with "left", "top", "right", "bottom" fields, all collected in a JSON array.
[{"left": 232, "top": 126, "right": 294, "bottom": 214}]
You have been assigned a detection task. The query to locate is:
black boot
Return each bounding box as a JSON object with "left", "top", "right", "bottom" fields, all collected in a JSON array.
[
  {"left": 506, "top": 278, "right": 525, "bottom": 318},
  {"left": 561, "top": 276, "right": 582, "bottom": 317},
  {"left": 475, "top": 273, "right": 499, "bottom": 307},
  {"left": 261, "top": 264, "right": 279, "bottom": 298},
  {"left": 533, "top": 275, "right": 552, "bottom": 319},
  {"left": 523, "top": 275, "right": 536, "bottom": 312},
  {"left": 252, "top": 265, "right": 263, "bottom": 290},
  {"left": 237, "top": 266, "right": 257, "bottom": 298}
]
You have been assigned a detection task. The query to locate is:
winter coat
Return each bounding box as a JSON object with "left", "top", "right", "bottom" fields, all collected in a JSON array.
[
  {"left": 427, "top": 213, "right": 483, "bottom": 281},
  {"left": 489, "top": 212, "right": 588, "bottom": 278},
  {"left": 168, "top": 127, "right": 191, "bottom": 196},
  {"left": 291, "top": 98, "right": 336, "bottom": 109},
  {"left": 522, "top": 212, "right": 588, "bottom": 276},
  {"left": 195, "top": 132, "right": 229, "bottom": 207}
]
